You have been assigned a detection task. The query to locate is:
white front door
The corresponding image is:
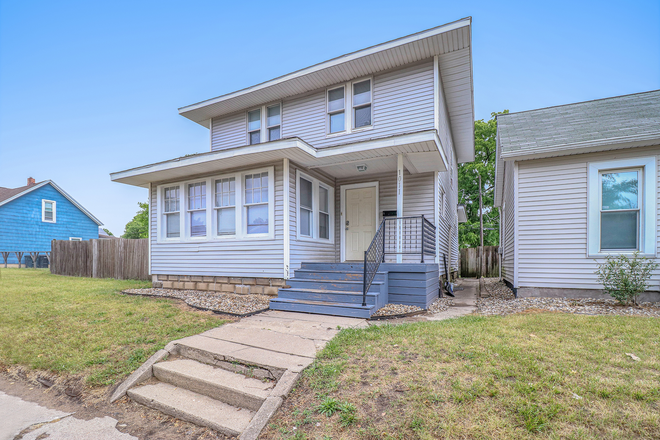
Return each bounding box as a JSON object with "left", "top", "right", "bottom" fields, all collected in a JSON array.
[{"left": 344, "top": 186, "right": 377, "bottom": 261}]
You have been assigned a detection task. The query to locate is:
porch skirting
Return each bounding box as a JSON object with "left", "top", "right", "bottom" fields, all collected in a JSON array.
[{"left": 152, "top": 274, "right": 284, "bottom": 296}]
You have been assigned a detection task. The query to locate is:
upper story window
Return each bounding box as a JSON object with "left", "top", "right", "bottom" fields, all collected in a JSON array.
[
  {"left": 327, "top": 87, "right": 345, "bottom": 134},
  {"left": 352, "top": 80, "right": 372, "bottom": 128},
  {"left": 587, "top": 156, "right": 656, "bottom": 257},
  {"left": 215, "top": 177, "right": 236, "bottom": 236},
  {"left": 297, "top": 170, "right": 334, "bottom": 242},
  {"left": 163, "top": 186, "right": 180, "bottom": 238},
  {"left": 267, "top": 104, "right": 281, "bottom": 141},
  {"left": 188, "top": 182, "right": 207, "bottom": 237},
  {"left": 42, "top": 200, "right": 56, "bottom": 223},
  {"left": 248, "top": 109, "right": 261, "bottom": 145}
]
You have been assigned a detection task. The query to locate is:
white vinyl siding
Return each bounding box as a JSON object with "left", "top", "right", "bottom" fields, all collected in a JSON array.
[
  {"left": 515, "top": 146, "right": 660, "bottom": 291},
  {"left": 211, "top": 112, "right": 246, "bottom": 151},
  {"left": 501, "top": 161, "right": 516, "bottom": 285},
  {"left": 150, "top": 162, "right": 285, "bottom": 278}
]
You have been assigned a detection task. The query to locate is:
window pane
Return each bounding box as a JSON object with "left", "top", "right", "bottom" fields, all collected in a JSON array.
[
  {"left": 319, "top": 212, "right": 329, "bottom": 239},
  {"left": 602, "top": 171, "right": 639, "bottom": 210},
  {"left": 253, "top": 188, "right": 261, "bottom": 203},
  {"left": 300, "top": 178, "right": 312, "bottom": 209},
  {"left": 330, "top": 112, "right": 345, "bottom": 133},
  {"left": 269, "top": 127, "right": 280, "bottom": 141},
  {"left": 246, "top": 175, "right": 253, "bottom": 189},
  {"left": 250, "top": 131, "right": 260, "bottom": 145},
  {"left": 261, "top": 189, "right": 268, "bottom": 203},
  {"left": 188, "top": 182, "right": 206, "bottom": 210},
  {"left": 300, "top": 208, "right": 312, "bottom": 237},
  {"left": 246, "top": 190, "right": 253, "bottom": 204},
  {"left": 248, "top": 109, "right": 261, "bottom": 131},
  {"left": 328, "top": 87, "right": 344, "bottom": 112},
  {"left": 190, "top": 211, "right": 206, "bottom": 237},
  {"left": 319, "top": 186, "right": 328, "bottom": 213},
  {"left": 267, "top": 105, "right": 280, "bottom": 126},
  {"left": 353, "top": 80, "right": 371, "bottom": 106},
  {"left": 601, "top": 211, "right": 638, "bottom": 250},
  {"left": 217, "top": 207, "right": 235, "bottom": 235},
  {"left": 247, "top": 204, "right": 268, "bottom": 234},
  {"left": 166, "top": 213, "right": 180, "bottom": 238},
  {"left": 355, "top": 105, "right": 371, "bottom": 128},
  {"left": 261, "top": 173, "right": 268, "bottom": 188}
]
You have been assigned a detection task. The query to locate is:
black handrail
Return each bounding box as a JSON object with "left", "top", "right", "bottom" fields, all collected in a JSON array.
[{"left": 362, "top": 215, "right": 437, "bottom": 306}]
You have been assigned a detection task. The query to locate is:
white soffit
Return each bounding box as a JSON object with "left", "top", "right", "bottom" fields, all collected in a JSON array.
[
  {"left": 179, "top": 18, "right": 472, "bottom": 127},
  {"left": 111, "top": 131, "right": 447, "bottom": 187}
]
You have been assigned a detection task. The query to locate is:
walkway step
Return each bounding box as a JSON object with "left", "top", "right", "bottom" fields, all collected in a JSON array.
[
  {"left": 277, "top": 288, "right": 379, "bottom": 305},
  {"left": 269, "top": 298, "right": 376, "bottom": 318},
  {"left": 127, "top": 382, "right": 254, "bottom": 437},
  {"left": 153, "top": 359, "right": 272, "bottom": 412}
]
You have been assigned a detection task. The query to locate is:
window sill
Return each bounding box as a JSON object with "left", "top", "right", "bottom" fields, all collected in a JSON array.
[
  {"left": 156, "top": 234, "right": 275, "bottom": 244},
  {"left": 325, "top": 125, "right": 373, "bottom": 139},
  {"left": 296, "top": 235, "right": 334, "bottom": 244},
  {"left": 589, "top": 252, "right": 657, "bottom": 259},
  {"left": 42, "top": 220, "right": 56, "bottom": 224}
]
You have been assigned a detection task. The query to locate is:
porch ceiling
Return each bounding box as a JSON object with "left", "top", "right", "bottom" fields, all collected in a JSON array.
[{"left": 111, "top": 130, "right": 448, "bottom": 187}]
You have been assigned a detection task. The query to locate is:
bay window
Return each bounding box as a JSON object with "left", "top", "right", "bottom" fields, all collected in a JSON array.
[
  {"left": 188, "top": 182, "right": 206, "bottom": 237},
  {"left": 297, "top": 170, "right": 334, "bottom": 241},
  {"left": 163, "top": 186, "right": 180, "bottom": 238},
  {"left": 588, "top": 157, "right": 656, "bottom": 256}
]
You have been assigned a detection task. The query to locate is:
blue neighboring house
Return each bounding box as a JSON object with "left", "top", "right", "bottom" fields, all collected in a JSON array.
[{"left": 0, "top": 177, "right": 102, "bottom": 265}]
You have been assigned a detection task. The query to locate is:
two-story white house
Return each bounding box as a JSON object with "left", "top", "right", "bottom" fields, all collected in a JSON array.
[{"left": 111, "top": 18, "right": 475, "bottom": 317}]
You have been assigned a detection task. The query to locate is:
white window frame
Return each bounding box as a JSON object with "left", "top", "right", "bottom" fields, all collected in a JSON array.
[
  {"left": 587, "top": 156, "right": 656, "bottom": 257},
  {"left": 325, "top": 77, "right": 374, "bottom": 138},
  {"left": 246, "top": 102, "right": 282, "bottom": 145},
  {"left": 69, "top": 237, "right": 82, "bottom": 241},
  {"left": 351, "top": 78, "right": 373, "bottom": 130},
  {"left": 213, "top": 175, "right": 237, "bottom": 238},
  {"left": 42, "top": 200, "right": 56, "bottom": 223},
  {"left": 186, "top": 181, "right": 208, "bottom": 240},
  {"left": 296, "top": 170, "right": 334, "bottom": 243},
  {"left": 156, "top": 166, "right": 275, "bottom": 244}
]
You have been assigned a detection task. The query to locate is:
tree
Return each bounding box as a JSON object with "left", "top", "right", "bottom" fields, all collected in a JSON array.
[
  {"left": 102, "top": 228, "right": 114, "bottom": 236},
  {"left": 122, "top": 202, "right": 149, "bottom": 239},
  {"left": 457, "top": 111, "right": 508, "bottom": 248}
]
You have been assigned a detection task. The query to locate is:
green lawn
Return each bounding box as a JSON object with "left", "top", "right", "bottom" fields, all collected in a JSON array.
[
  {"left": 264, "top": 313, "right": 660, "bottom": 440},
  {"left": 0, "top": 269, "right": 226, "bottom": 386}
]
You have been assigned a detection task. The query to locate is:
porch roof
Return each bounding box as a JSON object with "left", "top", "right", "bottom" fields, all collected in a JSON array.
[{"left": 110, "top": 130, "right": 448, "bottom": 187}]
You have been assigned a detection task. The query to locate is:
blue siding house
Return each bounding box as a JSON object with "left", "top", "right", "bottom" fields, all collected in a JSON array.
[{"left": 0, "top": 178, "right": 102, "bottom": 265}]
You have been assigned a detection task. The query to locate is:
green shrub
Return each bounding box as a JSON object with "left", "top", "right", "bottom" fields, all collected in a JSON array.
[{"left": 595, "top": 252, "right": 658, "bottom": 305}]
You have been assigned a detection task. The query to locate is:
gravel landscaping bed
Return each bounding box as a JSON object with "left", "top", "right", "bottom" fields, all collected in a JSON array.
[
  {"left": 478, "top": 279, "right": 660, "bottom": 317},
  {"left": 122, "top": 288, "right": 270, "bottom": 316},
  {"left": 427, "top": 297, "right": 454, "bottom": 313},
  {"left": 371, "top": 303, "right": 423, "bottom": 318}
]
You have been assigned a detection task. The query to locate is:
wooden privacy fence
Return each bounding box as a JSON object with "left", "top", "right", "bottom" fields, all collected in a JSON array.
[
  {"left": 460, "top": 246, "right": 500, "bottom": 278},
  {"left": 50, "top": 238, "right": 149, "bottom": 280}
]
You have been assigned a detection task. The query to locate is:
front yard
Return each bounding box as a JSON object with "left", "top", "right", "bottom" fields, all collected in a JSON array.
[
  {"left": 0, "top": 269, "right": 226, "bottom": 387},
  {"left": 264, "top": 313, "right": 660, "bottom": 440}
]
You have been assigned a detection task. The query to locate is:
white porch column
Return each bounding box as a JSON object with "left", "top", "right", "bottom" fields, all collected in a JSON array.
[
  {"left": 397, "top": 153, "right": 404, "bottom": 263},
  {"left": 283, "top": 158, "right": 291, "bottom": 279}
]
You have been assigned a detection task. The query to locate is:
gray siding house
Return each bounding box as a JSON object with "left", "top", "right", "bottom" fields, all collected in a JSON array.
[
  {"left": 495, "top": 91, "right": 660, "bottom": 301},
  {"left": 112, "top": 18, "right": 475, "bottom": 317}
]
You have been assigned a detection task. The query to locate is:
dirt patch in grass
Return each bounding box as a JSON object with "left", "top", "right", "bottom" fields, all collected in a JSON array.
[{"left": 262, "top": 314, "right": 660, "bottom": 440}]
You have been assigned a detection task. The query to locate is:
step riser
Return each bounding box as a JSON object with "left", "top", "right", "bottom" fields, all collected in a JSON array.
[
  {"left": 277, "top": 290, "right": 378, "bottom": 305},
  {"left": 270, "top": 300, "right": 374, "bottom": 318},
  {"left": 292, "top": 270, "right": 387, "bottom": 283},
  {"left": 286, "top": 280, "right": 381, "bottom": 293},
  {"left": 300, "top": 263, "right": 364, "bottom": 271},
  {"left": 153, "top": 364, "right": 266, "bottom": 412}
]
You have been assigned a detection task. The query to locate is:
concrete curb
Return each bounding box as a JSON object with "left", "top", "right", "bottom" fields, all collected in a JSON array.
[
  {"left": 238, "top": 396, "right": 283, "bottom": 440},
  {"left": 109, "top": 348, "right": 170, "bottom": 403}
]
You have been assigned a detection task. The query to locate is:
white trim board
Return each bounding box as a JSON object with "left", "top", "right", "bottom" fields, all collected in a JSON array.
[{"left": 339, "top": 181, "right": 379, "bottom": 263}]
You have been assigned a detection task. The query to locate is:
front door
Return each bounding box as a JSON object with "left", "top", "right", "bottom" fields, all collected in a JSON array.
[{"left": 344, "top": 186, "right": 377, "bottom": 261}]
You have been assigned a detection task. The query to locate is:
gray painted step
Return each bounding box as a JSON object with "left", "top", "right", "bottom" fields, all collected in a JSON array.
[
  {"left": 292, "top": 269, "right": 387, "bottom": 282},
  {"left": 127, "top": 382, "right": 255, "bottom": 437},
  {"left": 269, "top": 298, "right": 376, "bottom": 318},
  {"left": 277, "top": 288, "right": 379, "bottom": 305},
  {"left": 153, "top": 359, "right": 272, "bottom": 412},
  {"left": 286, "top": 279, "right": 383, "bottom": 293},
  {"left": 300, "top": 262, "right": 365, "bottom": 271}
]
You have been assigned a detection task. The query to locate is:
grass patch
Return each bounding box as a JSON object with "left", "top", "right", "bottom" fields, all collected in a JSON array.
[
  {"left": 0, "top": 269, "right": 226, "bottom": 386},
  {"left": 263, "top": 314, "right": 660, "bottom": 439}
]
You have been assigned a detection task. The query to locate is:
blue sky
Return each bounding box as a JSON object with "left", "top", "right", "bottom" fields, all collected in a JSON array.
[{"left": 1, "top": 0, "right": 658, "bottom": 236}]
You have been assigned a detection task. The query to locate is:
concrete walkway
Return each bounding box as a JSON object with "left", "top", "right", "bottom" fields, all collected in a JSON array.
[
  {"left": 425, "top": 278, "right": 478, "bottom": 321},
  {"left": 0, "top": 391, "right": 136, "bottom": 440}
]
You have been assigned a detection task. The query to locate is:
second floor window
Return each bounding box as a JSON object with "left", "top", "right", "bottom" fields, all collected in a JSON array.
[
  {"left": 267, "top": 104, "right": 281, "bottom": 141},
  {"left": 188, "top": 182, "right": 206, "bottom": 237},
  {"left": 248, "top": 109, "right": 261, "bottom": 144},
  {"left": 327, "top": 87, "right": 345, "bottom": 133},
  {"left": 353, "top": 79, "right": 372, "bottom": 128}
]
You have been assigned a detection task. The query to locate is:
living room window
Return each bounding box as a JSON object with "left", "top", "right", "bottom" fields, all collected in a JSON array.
[
  {"left": 215, "top": 177, "right": 236, "bottom": 236},
  {"left": 187, "top": 182, "right": 207, "bottom": 238},
  {"left": 163, "top": 186, "right": 180, "bottom": 238},
  {"left": 245, "top": 172, "right": 269, "bottom": 235},
  {"left": 588, "top": 157, "right": 656, "bottom": 256}
]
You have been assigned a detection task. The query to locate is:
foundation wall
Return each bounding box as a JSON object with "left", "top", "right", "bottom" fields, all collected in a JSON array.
[{"left": 152, "top": 274, "right": 285, "bottom": 296}]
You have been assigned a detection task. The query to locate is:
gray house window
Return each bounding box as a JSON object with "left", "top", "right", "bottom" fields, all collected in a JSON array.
[
  {"left": 245, "top": 172, "right": 269, "bottom": 234},
  {"left": 352, "top": 79, "right": 372, "bottom": 128},
  {"left": 267, "top": 104, "right": 281, "bottom": 141},
  {"left": 248, "top": 109, "right": 261, "bottom": 145},
  {"left": 319, "top": 186, "right": 330, "bottom": 239},
  {"left": 600, "top": 169, "right": 640, "bottom": 251},
  {"left": 300, "top": 177, "right": 313, "bottom": 237},
  {"left": 163, "top": 186, "right": 180, "bottom": 238},
  {"left": 188, "top": 182, "right": 206, "bottom": 237},
  {"left": 215, "top": 177, "right": 236, "bottom": 236},
  {"left": 327, "top": 87, "right": 345, "bottom": 133}
]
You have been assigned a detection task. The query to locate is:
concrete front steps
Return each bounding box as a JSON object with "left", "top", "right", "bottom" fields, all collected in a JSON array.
[
  {"left": 114, "top": 311, "right": 368, "bottom": 439},
  {"left": 270, "top": 262, "right": 389, "bottom": 318}
]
